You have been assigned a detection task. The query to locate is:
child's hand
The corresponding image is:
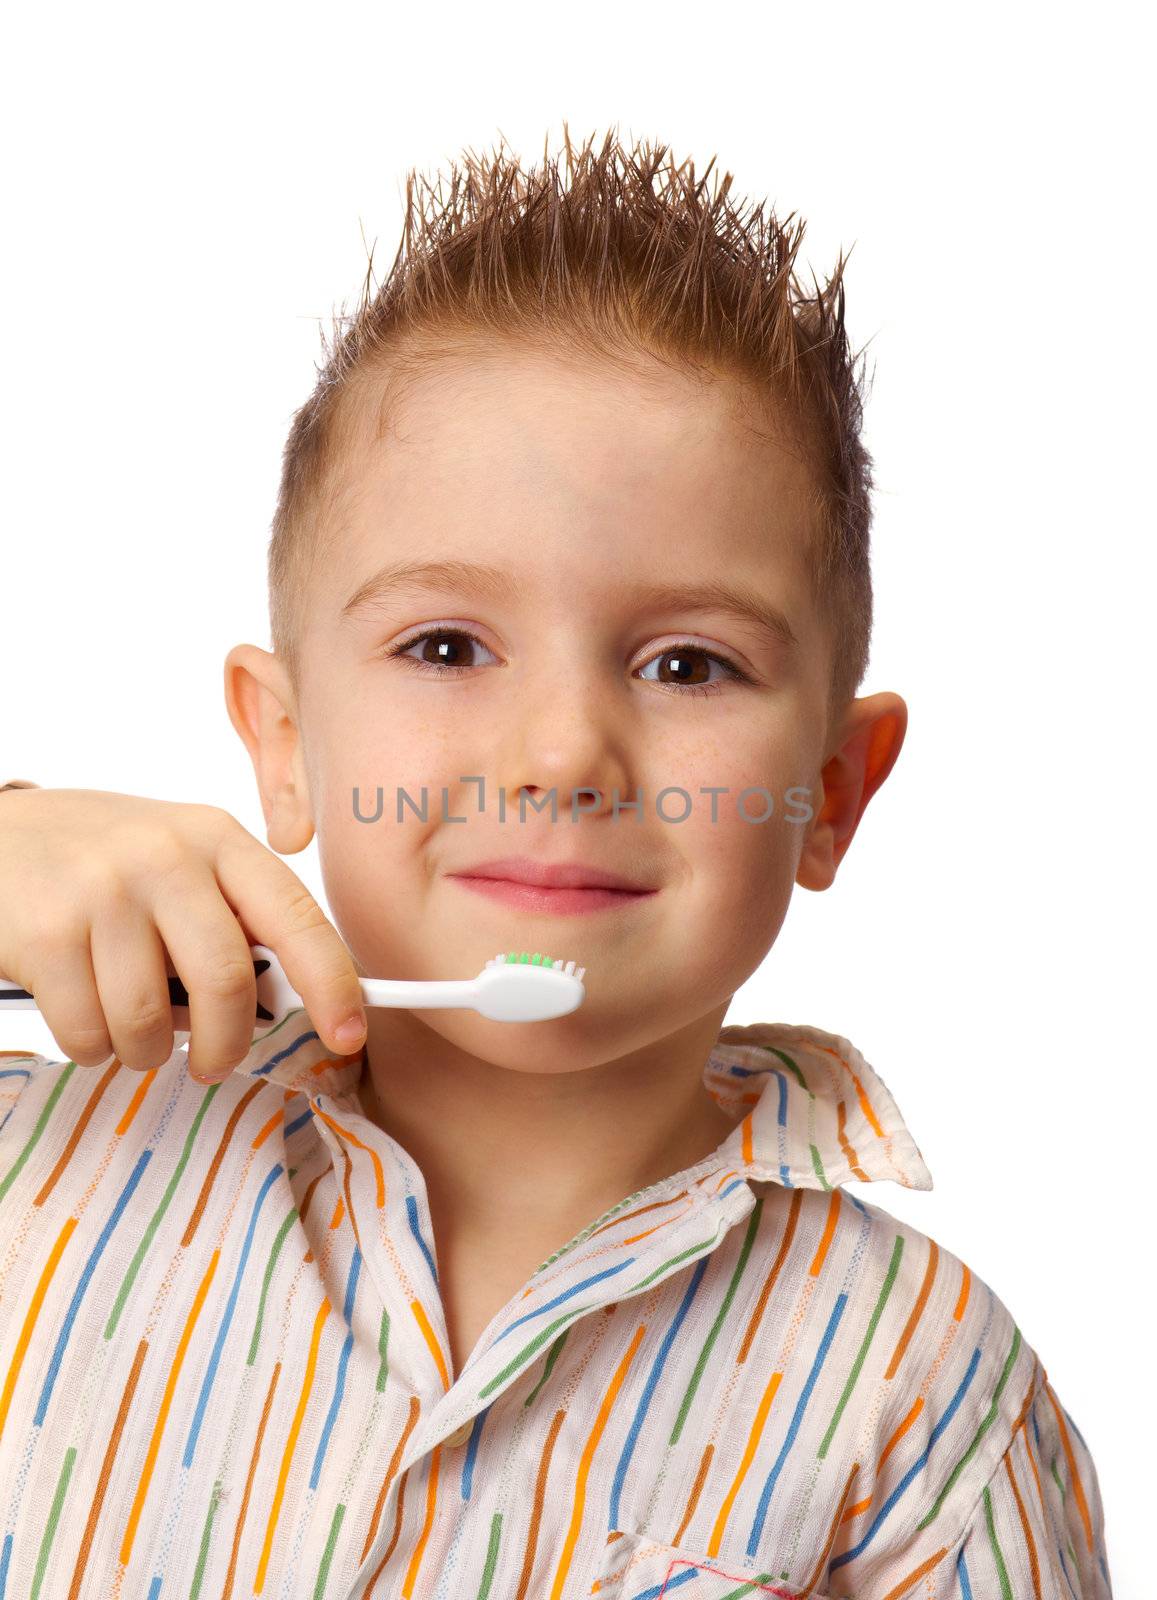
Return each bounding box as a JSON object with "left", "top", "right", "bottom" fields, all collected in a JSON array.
[{"left": 0, "top": 788, "right": 367, "bottom": 1082}]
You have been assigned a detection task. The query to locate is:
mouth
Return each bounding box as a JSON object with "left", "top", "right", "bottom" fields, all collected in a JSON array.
[{"left": 446, "top": 856, "right": 660, "bottom": 916}]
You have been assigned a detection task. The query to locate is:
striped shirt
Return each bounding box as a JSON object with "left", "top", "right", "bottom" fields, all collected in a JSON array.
[{"left": 0, "top": 1015, "right": 1111, "bottom": 1598}]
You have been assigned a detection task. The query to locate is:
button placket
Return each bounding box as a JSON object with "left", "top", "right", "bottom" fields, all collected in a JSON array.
[
  {"left": 341, "top": 1181, "right": 757, "bottom": 1600},
  {"left": 309, "top": 1104, "right": 446, "bottom": 1397},
  {"left": 404, "top": 1179, "right": 758, "bottom": 1472}
]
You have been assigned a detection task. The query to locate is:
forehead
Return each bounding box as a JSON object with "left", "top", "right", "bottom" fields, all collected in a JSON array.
[
  {"left": 327, "top": 341, "right": 822, "bottom": 575},
  {"left": 349, "top": 339, "right": 815, "bottom": 481}
]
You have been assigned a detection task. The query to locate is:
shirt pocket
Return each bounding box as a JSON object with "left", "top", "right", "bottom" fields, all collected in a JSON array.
[{"left": 588, "top": 1527, "right": 834, "bottom": 1598}]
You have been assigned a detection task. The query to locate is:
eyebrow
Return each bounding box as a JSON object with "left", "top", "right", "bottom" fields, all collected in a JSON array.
[{"left": 340, "top": 557, "right": 799, "bottom": 652}]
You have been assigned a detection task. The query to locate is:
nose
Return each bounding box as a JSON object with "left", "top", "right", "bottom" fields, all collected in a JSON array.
[{"left": 496, "top": 668, "right": 640, "bottom": 824}]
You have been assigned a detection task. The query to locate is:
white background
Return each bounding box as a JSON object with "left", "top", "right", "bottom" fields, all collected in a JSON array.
[{"left": 2, "top": 2, "right": 1151, "bottom": 1588}]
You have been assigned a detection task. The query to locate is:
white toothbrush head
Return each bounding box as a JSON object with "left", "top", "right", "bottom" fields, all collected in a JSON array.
[{"left": 474, "top": 952, "right": 587, "bottom": 1022}]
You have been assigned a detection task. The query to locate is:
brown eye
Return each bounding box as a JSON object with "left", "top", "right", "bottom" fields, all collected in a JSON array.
[
  {"left": 382, "top": 628, "right": 496, "bottom": 674},
  {"left": 637, "top": 644, "right": 747, "bottom": 696}
]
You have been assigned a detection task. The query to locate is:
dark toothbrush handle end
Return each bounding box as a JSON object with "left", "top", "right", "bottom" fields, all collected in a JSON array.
[{"left": 167, "top": 959, "right": 275, "bottom": 1022}]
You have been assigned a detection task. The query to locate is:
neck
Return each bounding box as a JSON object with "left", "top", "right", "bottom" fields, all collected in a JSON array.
[{"left": 357, "top": 1003, "right": 739, "bottom": 1249}]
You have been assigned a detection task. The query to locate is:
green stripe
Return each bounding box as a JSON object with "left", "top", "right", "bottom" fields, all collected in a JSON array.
[
  {"left": 248, "top": 1203, "right": 301, "bottom": 1364},
  {"left": 31, "top": 1443, "right": 74, "bottom": 1600},
  {"left": 819, "top": 1233, "right": 904, "bottom": 1457},
  {"left": 479, "top": 1230, "right": 727, "bottom": 1399},
  {"left": 982, "top": 1484, "right": 1013, "bottom": 1598},
  {"left": 758, "top": 1046, "right": 830, "bottom": 1187},
  {"left": 672, "top": 1198, "right": 764, "bottom": 1446},
  {"left": 377, "top": 1306, "right": 391, "bottom": 1391},
  {"left": 524, "top": 1328, "right": 570, "bottom": 1406},
  {"left": 105, "top": 1089, "right": 221, "bottom": 1340},
  {"left": 189, "top": 1479, "right": 223, "bottom": 1598},
  {"left": 0, "top": 1061, "right": 77, "bottom": 1205},
  {"left": 475, "top": 1511, "right": 502, "bottom": 1598},
  {"left": 917, "top": 1325, "right": 1022, "bottom": 1530},
  {"left": 312, "top": 1501, "right": 345, "bottom": 1599}
]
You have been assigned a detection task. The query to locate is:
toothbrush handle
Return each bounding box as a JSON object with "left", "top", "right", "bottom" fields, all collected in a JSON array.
[
  {"left": 358, "top": 976, "right": 474, "bottom": 1010},
  {"left": 0, "top": 968, "right": 277, "bottom": 1018},
  {"left": 0, "top": 950, "right": 470, "bottom": 1022},
  {"left": 0, "top": 947, "right": 300, "bottom": 1025}
]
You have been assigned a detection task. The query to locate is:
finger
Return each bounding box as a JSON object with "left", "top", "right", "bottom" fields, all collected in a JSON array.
[
  {"left": 211, "top": 827, "right": 366, "bottom": 1055},
  {"left": 21, "top": 915, "right": 117, "bottom": 1069},
  {"left": 88, "top": 904, "right": 179, "bottom": 1072},
  {"left": 152, "top": 869, "right": 260, "bottom": 1082}
]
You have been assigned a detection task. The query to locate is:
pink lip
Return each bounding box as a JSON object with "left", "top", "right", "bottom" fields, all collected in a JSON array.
[
  {"left": 448, "top": 876, "right": 656, "bottom": 915},
  {"left": 448, "top": 856, "right": 654, "bottom": 892}
]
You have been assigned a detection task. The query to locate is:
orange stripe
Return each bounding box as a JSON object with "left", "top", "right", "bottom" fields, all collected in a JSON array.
[
  {"left": 250, "top": 1104, "right": 286, "bottom": 1149},
  {"left": 315, "top": 1105, "right": 387, "bottom": 1207},
  {"left": 66, "top": 1336, "right": 147, "bottom": 1599},
  {"left": 549, "top": 1318, "right": 646, "bottom": 1600},
  {"left": 119, "top": 1247, "right": 221, "bottom": 1567},
  {"left": 0, "top": 1215, "right": 78, "bottom": 1438},
  {"left": 871, "top": 1397, "right": 924, "bottom": 1490},
  {"left": 181, "top": 1082, "right": 268, "bottom": 1247},
  {"left": 360, "top": 1395, "right": 421, "bottom": 1564},
  {"left": 257, "top": 1295, "right": 332, "bottom": 1591},
  {"left": 1044, "top": 1381, "right": 1095, "bottom": 1553},
  {"left": 835, "top": 1099, "right": 870, "bottom": 1182},
  {"left": 879, "top": 1545, "right": 949, "bottom": 1599},
  {"left": 802, "top": 1461, "right": 859, "bottom": 1596},
  {"left": 34, "top": 1062, "right": 126, "bottom": 1205},
  {"left": 223, "top": 1360, "right": 281, "bottom": 1600},
  {"left": 401, "top": 1435, "right": 442, "bottom": 1597},
  {"left": 808, "top": 1188, "right": 842, "bottom": 1276},
  {"left": 1004, "top": 1436, "right": 1042, "bottom": 1598},
  {"left": 673, "top": 1442, "right": 713, "bottom": 1548},
  {"left": 738, "top": 1189, "right": 802, "bottom": 1363},
  {"left": 516, "top": 1408, "right": 566, "bottom": 1600},
  {"left": 816, "top": 1043, "right": 886, "bottom": 1137},
  {"left": 411, "top": 1297, "right": 451, "bottom": 1392},
  {"left": 709, "top": 1366, "right": 782, "bottom": 1554},
  {"left": 886, "top": 1238, "right": 938, "bottom": 1378},
  {"left": 953, "top": 1262, "right": 972, "bottom": 1321}
]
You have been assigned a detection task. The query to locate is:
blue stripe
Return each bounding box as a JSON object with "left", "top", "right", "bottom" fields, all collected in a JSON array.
[
  {"left": 747, "top": 1290, "right": 848, "bottom": 1556},
  {"left": 830, "top": 1343, "right": 982, "bottom": 1571},
  {"left": 183, "top": 1161, "right": 283, "bottom": 1467},
  {"left": 609, "top": 1255, "right": 710, "bottom": 1528},
  {"left": 35, "top": 1148, "right": 152, "bottom": 1425}
]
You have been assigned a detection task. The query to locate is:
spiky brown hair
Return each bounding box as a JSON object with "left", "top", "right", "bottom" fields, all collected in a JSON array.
[{"left": 268, "top": 124, "right": 875, "bottom": 710}]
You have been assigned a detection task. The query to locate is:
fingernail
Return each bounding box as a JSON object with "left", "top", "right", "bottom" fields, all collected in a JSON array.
[{"left": 334, "top": 1015, "right": 366, "bottom": 1050}]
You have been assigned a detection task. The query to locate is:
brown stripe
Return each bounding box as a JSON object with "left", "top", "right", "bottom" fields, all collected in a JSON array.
[
  {"left": 181, "top": 1081, "right": 268, "bottom": 1247},
  {"left": 66, "top": 1336, "right": 148, "bottom": 1600}
]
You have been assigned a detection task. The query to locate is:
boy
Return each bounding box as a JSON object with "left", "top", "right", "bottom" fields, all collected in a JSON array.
[{"left": 0, "top": 128, "right": 1111, "bottom": 1597}]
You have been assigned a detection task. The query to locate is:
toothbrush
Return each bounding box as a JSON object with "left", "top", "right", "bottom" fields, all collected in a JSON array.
[{"left": 0, "top": 945, "right": 587, "bottom": 1026}]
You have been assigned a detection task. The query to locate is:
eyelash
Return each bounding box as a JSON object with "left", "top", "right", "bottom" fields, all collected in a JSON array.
[{"left": 378, "top": 627, "right": 751, "bottom": 697}]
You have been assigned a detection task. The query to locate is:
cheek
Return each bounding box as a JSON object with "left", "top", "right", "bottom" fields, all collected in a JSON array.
[
  {"left": 664, "top": 738, "right": 809, "bottom": 927},
  {"left": 311, "top": 685, "right": 467, "bottom": 826}
]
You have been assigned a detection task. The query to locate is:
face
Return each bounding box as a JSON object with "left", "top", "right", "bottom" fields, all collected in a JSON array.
[{"left": 242, "top": 342, "right": 850, "bottom": 1074}]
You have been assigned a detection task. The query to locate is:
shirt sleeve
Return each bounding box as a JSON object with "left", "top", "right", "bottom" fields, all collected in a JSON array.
[{"left": 944, "top": 1374, "right": 1113, "bottom": 1598}]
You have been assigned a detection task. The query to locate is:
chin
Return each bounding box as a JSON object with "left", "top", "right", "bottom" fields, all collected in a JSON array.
[{"left": 415, "top": 1007, "right": 630, "bottom": 1075}]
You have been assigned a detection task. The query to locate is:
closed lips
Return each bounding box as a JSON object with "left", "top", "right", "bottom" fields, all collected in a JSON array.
[{"left": 449, "top": 858, "right": 655, "bottom": 892}]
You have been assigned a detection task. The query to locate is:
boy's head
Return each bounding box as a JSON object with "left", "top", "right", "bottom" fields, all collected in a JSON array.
[{"left": 225, "top": 127, "right": 905, "bottom": 1073}]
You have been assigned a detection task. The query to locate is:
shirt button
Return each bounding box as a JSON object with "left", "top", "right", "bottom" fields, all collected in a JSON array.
[{"left": 444, "top": 1420, "right": 473, "bottom": 1449}]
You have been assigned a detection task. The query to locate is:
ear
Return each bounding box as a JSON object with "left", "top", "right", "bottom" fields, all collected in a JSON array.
[
  {"left": 223, "top": 644, "right": 316, "bottom": 855},
  {"left": 796, "top": 692, "right": 907, "bottom": 891}
]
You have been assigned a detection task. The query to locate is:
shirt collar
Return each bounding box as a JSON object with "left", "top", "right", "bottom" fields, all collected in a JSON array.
[{"left": 214, "top": 1012, "right": 932, "bottom": 1192}]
